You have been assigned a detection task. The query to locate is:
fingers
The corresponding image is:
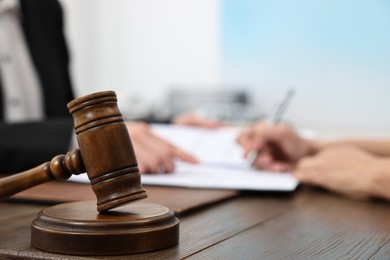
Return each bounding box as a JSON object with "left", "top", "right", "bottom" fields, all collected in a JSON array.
[
  {"left": 173, "top": 147, "right": 200, "bottom": 164},
  {"left": 143, "top": 131, "right": 199, "bottom": 164},
  {"left": 238, "top": 121, "right": 311, "bottom": 173},
  {"left": 136, "top": 149, "right": 168, "bottom": 174},
  {"left": 238, "top": 122, "right": 293, "bottom": 171},
  {"left": 131, "top": 137, "right": 171, "bottom": 173},
  {"left": 135, "top": 136, "right": 177, "bottom": 173},
  {"left": 252, "top": 152, "right": 291, "bottom": 172},
  {"left": 252, "top": 152, "right": 272, "bottom": 169},
  {"left": 293, "top": 155, "right": 325, "bottom": 185},
  {"left": 172, "top": 113, "right": 224, "bottom": 129},
  {"left": 238, "top": 121, "right": 290, "bottom": 153},
  {"left": 126, "top": 122, "right": 199, "bottom": 174},
  {"left": 270, "top": 162, "right": 290, "bottom": 172},
  {"left": 237, "top": 123, "right": 268, "bottom": 156}
]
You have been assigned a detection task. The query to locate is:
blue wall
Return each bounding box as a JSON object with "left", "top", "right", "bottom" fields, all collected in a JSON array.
[{"left": 221, "top": 0, "right": 390, "bottom": 130}]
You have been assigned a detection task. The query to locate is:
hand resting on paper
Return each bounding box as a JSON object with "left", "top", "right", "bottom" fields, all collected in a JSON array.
[
  {"left": 126, "top": 122, "right": 199, "bottom": 174},
  {"left": 126, "top": 113, "right": 224, "bottom": 174}
]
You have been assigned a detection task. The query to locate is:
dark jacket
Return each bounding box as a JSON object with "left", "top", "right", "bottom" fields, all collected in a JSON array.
[{"left": 0, "top": 0, "right": 74, "bottom": 173}]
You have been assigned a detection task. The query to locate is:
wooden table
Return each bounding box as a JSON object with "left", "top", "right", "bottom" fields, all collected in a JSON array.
[{"left": 1, "top": 185, "right": 390, "bottom": 259}]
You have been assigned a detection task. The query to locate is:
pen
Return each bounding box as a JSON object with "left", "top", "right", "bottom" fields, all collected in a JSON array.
[{"left": 246, "top": 88, "right": 295, "bottom": 169}]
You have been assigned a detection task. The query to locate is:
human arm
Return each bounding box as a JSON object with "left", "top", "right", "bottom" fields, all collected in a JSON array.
[
  {"left": 126, "top": 122, "right": 199, "bottom": 173},
  {"left": 310, "top": 139, "right": 390, "bottom": 157},
  {"left": 236, "top": 120, "right": 390, "bottom": 171},
  {"left": 294, "top": 145, "right": 390, "bottom": 201}
]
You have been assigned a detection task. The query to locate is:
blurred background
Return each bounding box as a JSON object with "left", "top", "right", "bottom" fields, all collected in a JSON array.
[{"left": 60, "top": 0, "right": 390, "bottom": 137}]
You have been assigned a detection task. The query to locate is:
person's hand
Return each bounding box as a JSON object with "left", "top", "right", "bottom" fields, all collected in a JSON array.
[
  {"left": 125, "top": 122, "right": 199, "bottom": 173},
  {"left": 236, "top": 121, "right": 314, "bottom": 171},
  {"left": 294, "top": 145, "right": 388, "bottom": 200},
  {"left": 172, "top": 112, "right": 224, "bottom": 128}
]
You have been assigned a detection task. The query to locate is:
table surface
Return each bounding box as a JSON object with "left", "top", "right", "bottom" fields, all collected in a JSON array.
[{"left": 1, "top": 186, "right": 390, "bottom": 259}]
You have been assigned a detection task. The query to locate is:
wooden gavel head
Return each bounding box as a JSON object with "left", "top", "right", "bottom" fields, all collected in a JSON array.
[
  {"left": 67, "top": 91, "right": 147, "bottom": 212},
  {"left": 0, "top": 91, "right": 179, "bottom": 256}
]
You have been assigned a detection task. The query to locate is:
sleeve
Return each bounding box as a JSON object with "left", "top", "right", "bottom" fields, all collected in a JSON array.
[{"left": 0, "top": 118, "right": 75, "bottom": 173}]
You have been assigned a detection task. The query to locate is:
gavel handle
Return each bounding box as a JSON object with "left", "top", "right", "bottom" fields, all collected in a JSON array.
[{"left": 0, "top": 149, "right": 85, "bottom": 199}]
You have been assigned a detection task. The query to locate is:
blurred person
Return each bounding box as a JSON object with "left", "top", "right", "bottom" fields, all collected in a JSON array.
[
  {"left": 172, "top": 112, "right": 224, "bottom": 128},
  {"left": 0, "top": 0, "right": 198, "bottom": 174},
  {"left": 237, "top": 121, "right": 390, "bottom": 200}
]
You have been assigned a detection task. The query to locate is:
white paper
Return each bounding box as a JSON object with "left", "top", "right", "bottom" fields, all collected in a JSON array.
[{"left": 70, "top": 124, "right": 299, "bottom": 191}]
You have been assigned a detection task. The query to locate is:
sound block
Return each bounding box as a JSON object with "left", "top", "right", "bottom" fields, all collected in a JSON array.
[{"left": 31, "top": 201, "right": 179, "bottom": 255}]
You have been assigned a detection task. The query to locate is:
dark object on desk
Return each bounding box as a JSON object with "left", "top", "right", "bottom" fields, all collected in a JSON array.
[
  {"left": 67, "top": 90, "right": 147, "bottom": 211},
  {"left": 0, "top": 91, "right": 147, "bottom": 211},
  {"left": 31, "top": 200, "right": 179, "bottom": 256},
  {"left": 0, "top": 91, "right": 179, "bottom": 255}
]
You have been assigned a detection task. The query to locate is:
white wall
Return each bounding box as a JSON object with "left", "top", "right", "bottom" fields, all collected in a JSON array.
[
  {"left": 61, "top": 0, "right": 221, "bottom": 117},
  {"left": 60, "top": 1, "right": 390, "bottom": 137}
]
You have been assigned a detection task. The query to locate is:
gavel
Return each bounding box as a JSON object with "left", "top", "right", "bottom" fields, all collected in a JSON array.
[
  {"left": 0, "top": 91, "right": 179, "bottom": 256},
  {"left": 0, "top": 90, "right": 147, "bottom": 211}
]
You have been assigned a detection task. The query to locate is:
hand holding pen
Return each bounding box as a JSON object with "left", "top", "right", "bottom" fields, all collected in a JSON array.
[{"left": 236, "top": 88, "right": 312, "bottom": 172}]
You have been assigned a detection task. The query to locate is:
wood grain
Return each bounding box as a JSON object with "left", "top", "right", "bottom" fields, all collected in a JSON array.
[
  {"left": 8, "top": 180, "right": 239, "bottom": 216},
  {"left": 188, "top": 188, "right": 390, "bottom": 259},
  {"left": 2, "top": 187, "right": 390, "bottom": 259}
]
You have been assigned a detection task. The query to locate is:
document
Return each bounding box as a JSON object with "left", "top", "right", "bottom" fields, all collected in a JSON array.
[
  {"left": 70, "top": 124, "right": 299, "bottom": 191},
  {"left": 142, "top": 124, "right": 298, "bottom": 191}
]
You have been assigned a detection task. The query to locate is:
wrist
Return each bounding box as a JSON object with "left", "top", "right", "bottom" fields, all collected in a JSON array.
[
  {"left": 304, "top": 139, "right": 321, "bottom": 156},
  {"left": 369, "top": 158, "right": 390, "bottom": 200},
  {"left": 305, "top": 139, "right": 346, "bottom": 155}
]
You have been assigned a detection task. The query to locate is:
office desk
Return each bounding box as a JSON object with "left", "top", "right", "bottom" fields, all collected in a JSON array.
[{"left": 1, "top": 186, "right": 390, "bottom": 259}]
